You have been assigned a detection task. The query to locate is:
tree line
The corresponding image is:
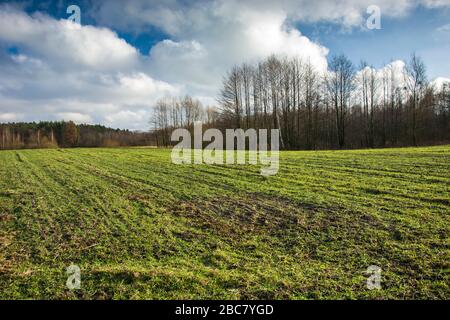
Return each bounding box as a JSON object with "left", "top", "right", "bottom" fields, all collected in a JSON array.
[
  {"left": 2, "top": 54, "right": 448, "bottom": 151},
  {"left": 152, "top": 53, "right": 449, "bottom": 150},
  {"left": 150, "top": 96, "right": 220, "bottom": 147},
  {"left": 0, "top": 121, "right": 154, "bottom": 150}
]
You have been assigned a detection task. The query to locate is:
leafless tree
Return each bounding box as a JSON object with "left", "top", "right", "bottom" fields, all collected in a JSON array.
[{"left": 405, "top": 53, "right": 427, "bottom": 146}]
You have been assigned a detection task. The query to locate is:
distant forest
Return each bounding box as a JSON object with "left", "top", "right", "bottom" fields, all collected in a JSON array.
[{"left": 0, "top": 121, "right": 154, "bottom": 150}]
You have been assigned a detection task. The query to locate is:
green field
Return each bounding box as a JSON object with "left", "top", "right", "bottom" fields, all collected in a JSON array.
[{"left": 0, "top": 146, "right": 449, "bottom": 299}]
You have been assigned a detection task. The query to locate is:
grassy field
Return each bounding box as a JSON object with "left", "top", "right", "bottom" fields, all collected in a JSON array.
[{"left": 0, "top": 146, "right": 449, "bottom": 299}]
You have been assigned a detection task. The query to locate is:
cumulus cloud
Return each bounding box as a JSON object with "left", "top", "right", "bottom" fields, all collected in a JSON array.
[
  {"left": 0, "top": 112, "right": 23, "bottom": 122},
  {"left": 0, "top": 5, "right": 178, "bottom": 130},
  {"left": 0, "top": 7, "right": 139, "bottom": 71},
  {"left": 104, "top": 110, "right": 151, "bottom": 130},
  {"left": 353, "top": 60, "right": 408, "bottom": 102},
  {"left": 146, "top": 2, "right": 329, "bottom": 99},
  {"left": 430, "top": 77, "right": 450, "bottom": 90},
  {"left": 57, "top": 112, "right": 93, "bottom": 123}
]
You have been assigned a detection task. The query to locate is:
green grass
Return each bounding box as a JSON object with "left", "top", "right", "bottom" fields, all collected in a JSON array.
[{"left": 0, "top": 146, "right": 449, "bottom": 299}]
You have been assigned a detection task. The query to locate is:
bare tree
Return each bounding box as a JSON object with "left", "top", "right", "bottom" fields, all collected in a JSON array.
[
  {"left": 405, "top": 53, "right": 427, "bottom": 146},
  {"left": 219, "top": 66, "right": 243, "bottom": 128},
  {"left": 326, "top": 54, "right": 355, "bottom": 149}
]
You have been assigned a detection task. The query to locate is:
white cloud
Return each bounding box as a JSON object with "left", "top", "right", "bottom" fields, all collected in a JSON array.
[
  {"left": 0, "top": 6, "right": 178, "bottom": 130},
  {"left": 146, "top": 3, "right": 329, "bottom": 99},
  {"left": 430, "top": 77, "right": 450, "bottom": 90},
  {"left": 0, "top": 112, "right": 23, "bottom": 122},
  {"left": 104, "top": 110, "right": 151, "bottom": 130},
  {"left": 57, "top": 112, "right": 93, "bottom": 124},
  {"left": 0, "top": 7, "right": 139, "bottom": 71}
]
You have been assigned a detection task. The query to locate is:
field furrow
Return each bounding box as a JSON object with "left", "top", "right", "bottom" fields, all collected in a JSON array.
[{"left": 0, "top": 146, "right": 449, "bottom": 299}]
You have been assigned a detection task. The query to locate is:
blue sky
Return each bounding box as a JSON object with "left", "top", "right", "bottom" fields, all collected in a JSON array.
[
  {"left": 298, "top": 5, "right": 450, "bottom": 78},
  {"left": 0, "top": 0, "right": 449, "bottom": 129}
]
